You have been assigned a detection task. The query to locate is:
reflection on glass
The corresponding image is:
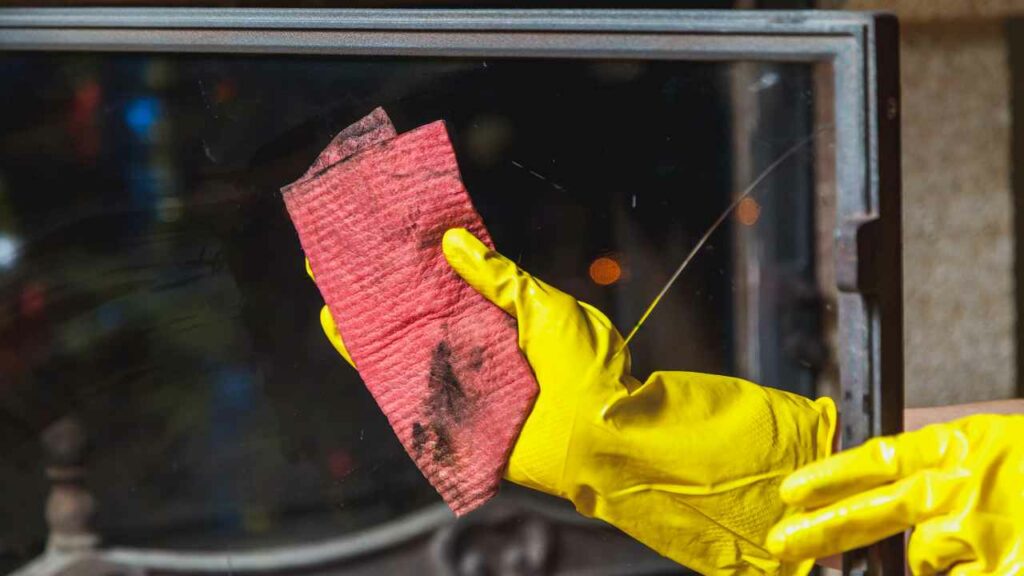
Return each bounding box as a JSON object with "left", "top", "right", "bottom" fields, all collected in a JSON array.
[{"left": 0, "top": 53, "right": 823, "bottom": 571}]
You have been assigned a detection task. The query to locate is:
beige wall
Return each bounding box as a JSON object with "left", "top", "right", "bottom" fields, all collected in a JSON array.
[
  {"left": 830, "top": 2, "right": 1019, "bottom": 406},
  {"left": 836, "top": 0, "right": 1024, "bottom": 20},
  {"left": 899, "top": 22, "right": 1015, "bottom": 406}
]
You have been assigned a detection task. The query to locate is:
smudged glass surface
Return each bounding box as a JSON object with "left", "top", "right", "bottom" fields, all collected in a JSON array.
[{"left": 0, "top": 53, "right": 824, "bottom": 569}]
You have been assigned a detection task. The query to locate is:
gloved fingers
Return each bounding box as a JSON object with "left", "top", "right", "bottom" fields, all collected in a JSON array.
[
  {"left": 320, "top": 305, "right": 355, "bottom": 368},
  {"left": 780, "top": 425, "right": 951, "bottom": 509},
  {"left": 948, "top": 564, "right": 995, "bottom": 576},
  {"left": 306, "top": 258, "right": 356, "bottom": 368},
  {"left": 907, "top": 516, "right": 974, "bottom": 576},
  {"left": 442, "top": 227, "right": 571, "bottom": 320},
  {"left": 767, "top": 469, "right": 959, "bottom": 561}
]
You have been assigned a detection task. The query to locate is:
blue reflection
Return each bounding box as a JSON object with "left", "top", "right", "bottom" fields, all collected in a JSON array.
[
  {"left": 215, "top": 367, "right": 255, "bottom": 413},
  {"left": 125, "top": 97, "right": 161, "bottom": 138},
  {"left": 208, "top": 366, "right": 257, "bottom": 531},
  {"left": 95, "top": 302, "right": 123, "bottom": 331},
  {"left": 127, "top": 164, "right": 157, "bottom": 211}
]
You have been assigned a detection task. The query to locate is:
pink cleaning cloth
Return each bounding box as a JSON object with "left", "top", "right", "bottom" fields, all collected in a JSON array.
[{"left": 281, "top": 108, "right": 538, "bottom": 515}]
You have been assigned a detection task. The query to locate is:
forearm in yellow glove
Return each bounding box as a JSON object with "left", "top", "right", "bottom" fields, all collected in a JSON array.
[
  {"left": 767, "top": 414, "right": 1024, "bottom": 575},
  {"left": 307, "top": 229, "right": 836, "bottom": 576}
]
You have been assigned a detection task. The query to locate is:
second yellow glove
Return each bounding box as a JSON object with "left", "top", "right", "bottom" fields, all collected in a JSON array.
[{"left": 767, "top": 414, "right": 1024, "bottom": 575}]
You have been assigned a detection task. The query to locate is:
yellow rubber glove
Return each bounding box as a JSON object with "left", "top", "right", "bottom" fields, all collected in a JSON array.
[
  {"left": 306, "top": 258, "right": 354, "bottom": 367},
  {"left": 307, "top": 230, "right": 836, "bottom": 575},
  {"left": 766, "top": 415, "right": 1024, "bottom": 575}
]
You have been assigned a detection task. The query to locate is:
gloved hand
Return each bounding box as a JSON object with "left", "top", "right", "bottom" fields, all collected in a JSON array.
[
  {"left": 766, "top": 414, "right": 1024, "bottom": 575},
  {"left": 308, "top": 229, "right": 836, "bottom": 576},
  {"left": 306, "top": 258, "right": 354, "bottom": 367}
]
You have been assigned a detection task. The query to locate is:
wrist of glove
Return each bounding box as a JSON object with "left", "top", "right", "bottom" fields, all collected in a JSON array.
[{"left": 307, "top": 229, "right": 837, "bottom": 576}]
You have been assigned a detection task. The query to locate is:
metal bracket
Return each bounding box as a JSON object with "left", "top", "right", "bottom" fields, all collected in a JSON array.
[{"left": 836, "top": 215, "right": 880, "bottom": 295}]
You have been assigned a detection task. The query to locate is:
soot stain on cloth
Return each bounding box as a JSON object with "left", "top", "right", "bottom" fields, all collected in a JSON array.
[
  {"left": 394, "top": 167, "right": 457, "bottom": 181},
  {"left": 422, "top": 339, "right": 479, "bottom": 468},
  {"left": 428, "top": 340, "right": 469, "bottom": 421},
  {"left": 431, "top": 422, "right": 456, "bottom": 466},
  {"left": 412, "top": 422, "right": 428, "bottom": 458},
  {"left": 412, "top": 419, "right": 455, "bottom": 467},
  {"left": 468, "top": 346, "right": 486, "bottom": 373}
]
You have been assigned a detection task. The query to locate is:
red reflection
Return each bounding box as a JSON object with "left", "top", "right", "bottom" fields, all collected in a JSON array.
[
  {"left": 327, "top": 449, "right": 354, "bottom": 479},
  {"left": 214, "top": 80, "right": 237, "bottom": 104},
  {"left": 68, "top": 80, "right": 102, "bottom": 161},
  {"left": 20, "top": 282, "right": 46, "bottom": 318}
]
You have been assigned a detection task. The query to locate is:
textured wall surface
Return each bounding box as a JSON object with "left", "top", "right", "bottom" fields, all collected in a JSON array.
[
  {"left": 832, "top": 8, "right": 1017, "bottom": 406},
  {"left": 896, "top": 22, "right": 1016, "bottom": 406},
  {"left": 833, "top": 0, "right": 1024, "bottom": 21}
]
